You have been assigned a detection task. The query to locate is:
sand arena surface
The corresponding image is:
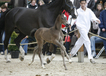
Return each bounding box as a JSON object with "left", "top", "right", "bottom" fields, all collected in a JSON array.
[{"left": 0, "top": 54, "right": 106, "bottom": 76}]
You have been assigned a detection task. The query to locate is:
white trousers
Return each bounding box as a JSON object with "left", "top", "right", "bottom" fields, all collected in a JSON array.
[{"left": 70, "top": 28, "right": 93, "bottom": 59}]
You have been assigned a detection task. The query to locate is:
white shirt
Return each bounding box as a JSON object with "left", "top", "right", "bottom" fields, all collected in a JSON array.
[{"left": 76, "top": 7, "right": 99, "bottom": 32}]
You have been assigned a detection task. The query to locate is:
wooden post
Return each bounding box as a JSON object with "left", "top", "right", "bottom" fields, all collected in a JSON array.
[{"left": 78, "top": 31, "right": 84, "bottom": 63}]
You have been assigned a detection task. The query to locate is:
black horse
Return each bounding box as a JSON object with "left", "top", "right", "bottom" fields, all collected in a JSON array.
[{"left": 4, "top": 0, "right": 77, "bottom": 62}]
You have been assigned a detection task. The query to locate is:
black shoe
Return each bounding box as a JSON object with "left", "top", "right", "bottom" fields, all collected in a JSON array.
[
  {"left": 46, "top": 52, "right": 52, "bottom": 56},
  {"left": 103, "top": 56, "right": 106, "bottom": 58},
  {"left": 25, "top": 53, "right": 27, "bottom": 55}
]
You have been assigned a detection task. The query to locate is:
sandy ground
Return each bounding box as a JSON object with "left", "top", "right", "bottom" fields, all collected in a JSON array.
[{"left": 0, "top": 54, "right": 106, "bottom": 76}]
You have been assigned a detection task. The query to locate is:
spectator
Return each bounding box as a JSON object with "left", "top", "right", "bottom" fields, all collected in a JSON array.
[
  {"left": 0, "top": 4, "right": 8, "bottom": 55},
  {"left": 90, "top": 3, "right": 103, "bottom": 57},
  {"left": 65, "top": 24, "right": 75, "bottom": 53},
  {"left": 92, "top": 3, "right": 103, "bottom": 34},
  {"left": 7, "top": 0, "right": 27, "bottom": 8},
  {"left": 21, "top": 36, "right": 36, "bottom": 55},
  {"left": 27, "top": 0, "right": 38, "bottom": 9},
  {"left": 94, "top": 0, "right": 100, "bottom": 10},
  {"left": 104, "top": 2, "right": 106, "bottom": 9},
  {"left": 38, "top": 0, "right": 44, "bottom": 6},
  {"left": 99, "top": 4, "right": 106, "bottom": 58}
]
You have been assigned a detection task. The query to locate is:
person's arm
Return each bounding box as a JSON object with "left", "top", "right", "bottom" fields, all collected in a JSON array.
[
  {"left": 91, "top": 0, "right": 95, "bottom": 10},
  {"left": 99, "top": 11, "right": 105, "bottom": 31},
  {"left": 90, "top": 9, "right": 100, "bottom": 24}
]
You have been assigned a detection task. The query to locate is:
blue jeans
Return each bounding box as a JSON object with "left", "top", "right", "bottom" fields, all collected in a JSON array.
[
  {"left": 100, "top": 31, "right": 106, "bottom": 54},
  {"left": 90, "top": 36, "right": 103, "bottom": 52},
  {"left": 21, "top": 38, "right": 29, "bottom": 53}
]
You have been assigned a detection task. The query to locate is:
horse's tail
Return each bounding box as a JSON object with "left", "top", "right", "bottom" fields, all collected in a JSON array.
[{"left": 30, "top": 28, "right": 37, "bottom": 37}]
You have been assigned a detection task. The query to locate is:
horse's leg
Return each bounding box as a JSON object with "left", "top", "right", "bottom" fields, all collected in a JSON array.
[
  {"left": 29, "top": 46, "right": 38, "bottom": 65},
  {"left": 4, "top": 27, "right": 14, "bottom": 62},
  {"left": 14, "top": 33, "right": 26, "bottom": 61}
]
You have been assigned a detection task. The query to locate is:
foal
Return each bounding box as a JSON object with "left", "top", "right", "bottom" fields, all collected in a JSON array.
[{"left": 30, "top": 13, "right": 71, "bottom": 70}]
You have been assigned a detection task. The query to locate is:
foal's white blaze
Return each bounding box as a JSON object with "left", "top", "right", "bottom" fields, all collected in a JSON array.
[
  {"left": 5, "top": 49, "right": 10, "bottom": 62},
  {"left": 19, "top": 46, "right": 25, "bottom": 58},
  {"left": 64, "top": 14, "right": 66, "bottom": 18}
]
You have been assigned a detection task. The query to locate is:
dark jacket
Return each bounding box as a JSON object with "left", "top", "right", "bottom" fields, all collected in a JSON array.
[
  {"left": 99, "top": 10, "right": 106, "bottom": 30},
  {"left": 94, "top": 9, "right": 102, "bottom": 18},
  {"left": 8, "top": 0, "right": 27, "bottom": 8},
  {"left": 87, "top": 0, "right": 95, "bottom": 10}
]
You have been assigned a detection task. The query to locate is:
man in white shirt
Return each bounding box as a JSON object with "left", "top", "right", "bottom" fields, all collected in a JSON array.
[{"left": 69, "top": 0, "right": 100, "bottom": 63}]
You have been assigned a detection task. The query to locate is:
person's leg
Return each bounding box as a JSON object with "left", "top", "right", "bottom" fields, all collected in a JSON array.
[
  {"left": 70, "top": 36, "right": 84, "bottom": 56},
  {"left": 103, "top": 40, "right": 106, "bottom": 58},
  {"left": 79, "top": 30, "right": 93, "bottom": 60},
  {"left": 2, "top": 31, "right": 5, "bottom": 53},
  {"left": 90, "top": 36, "right": 103, "bottom": 57},
  {"left": 78, "top": 29, "right": 95, "bottom": 63},
  {"left": 65, "top": 42, "right": 70, "bottom": 53},
  {"left": 21, "top": 38, "right": 29, "bottom": 54},
  {"left": 52, "top": 44, "right": 57, "bottom": 54},
  {"left": 42, "top": 43, "right": 48, "bottom": 55}
]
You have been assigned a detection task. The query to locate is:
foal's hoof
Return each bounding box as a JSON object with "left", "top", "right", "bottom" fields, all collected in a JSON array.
[
  {"left": 69, "top": 59, "right": 72, "bottom": 63},
  {"left": 19, "top": 57, "right": 24, "bottom": 61},
  {"left": 46, "top": 58, "right": 51, "bottom": 64}
]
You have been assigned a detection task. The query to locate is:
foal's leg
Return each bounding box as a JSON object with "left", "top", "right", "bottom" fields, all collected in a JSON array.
[
  {"left": 29, "top": 46, "right": 38, "bottom": 65},
  {"left": 60, "top": 40, "right": 72, "bottom": 63},
  {"left": 37, "top": 41, "right": 45, "bottom": 68},
  {"left": 55, "top": 40, "right": 68, "bottom": 70}
]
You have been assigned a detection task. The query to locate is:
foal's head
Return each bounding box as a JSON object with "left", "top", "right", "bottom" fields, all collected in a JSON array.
[{"left": 58, "top": 13, "right": 68, "bottom": 25}]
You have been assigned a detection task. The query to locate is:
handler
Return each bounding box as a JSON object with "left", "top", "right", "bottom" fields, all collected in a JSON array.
[{"left": 69, "top": 0, "right": 101, "bottom": 63}]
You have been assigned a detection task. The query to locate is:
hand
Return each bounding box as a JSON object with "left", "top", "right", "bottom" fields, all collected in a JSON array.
[
  {"left": 96, "top": 20, "right": 101, "bottom": 24},
  {"left": 102, "top": 28, "right": 105, "bottom": 32}
]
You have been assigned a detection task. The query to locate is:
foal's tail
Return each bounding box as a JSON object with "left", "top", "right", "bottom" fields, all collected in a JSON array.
[{"left": 30, "top": 28, "right": 37, "bottom": 37}]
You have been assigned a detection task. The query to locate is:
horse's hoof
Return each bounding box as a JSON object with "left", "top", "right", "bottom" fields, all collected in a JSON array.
[
  {"left": 43, "top": 63, "right": 47, "bottom": 65},
  {"left": 19, "top": 57, "right": 24, "bottom": 61},
  {"left": 46, "top": 58, "right": 51, "bottom": 64},
  {"left": 6, "top": 60, "right": 11, "bottom": 63},
  {"left": 65, "top": 68, "right": 68, "bottom": 70}
]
